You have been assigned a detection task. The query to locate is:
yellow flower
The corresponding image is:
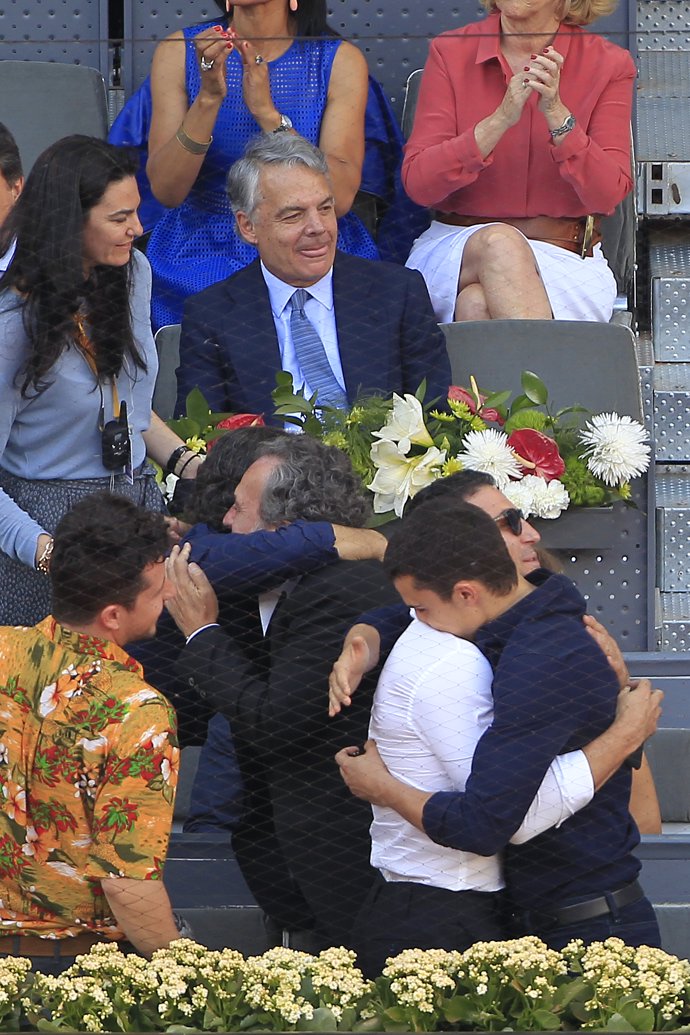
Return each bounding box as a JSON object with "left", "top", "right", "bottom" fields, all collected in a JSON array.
[{"left": 185, "top": 436, "right": 206, "bottom": 454}]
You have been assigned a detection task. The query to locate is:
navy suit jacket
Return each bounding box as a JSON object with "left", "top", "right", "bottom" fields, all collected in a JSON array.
[{"left": 176, "top": 251, "right": 451, "bottom": 418}]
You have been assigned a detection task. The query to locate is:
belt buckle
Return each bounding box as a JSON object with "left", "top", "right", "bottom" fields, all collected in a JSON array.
[{"left": 580, "top": 215, "right": 594, "bottom": 259}]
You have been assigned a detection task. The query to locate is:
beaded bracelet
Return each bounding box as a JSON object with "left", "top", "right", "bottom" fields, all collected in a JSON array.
[{"left": 36, "top": 538, "right": 54, "bottom": 575}]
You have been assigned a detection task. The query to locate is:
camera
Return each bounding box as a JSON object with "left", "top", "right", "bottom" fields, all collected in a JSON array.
[{"left": 102, "top": 401, "right": 131, "bottom": 471}]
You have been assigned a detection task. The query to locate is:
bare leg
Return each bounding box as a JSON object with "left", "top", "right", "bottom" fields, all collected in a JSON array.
[
  {"left": 455, "top": 283, "right": 491, "bottom": 321},
  {"left": 457, "top": 224, "right": 553, "bottom": 320}
]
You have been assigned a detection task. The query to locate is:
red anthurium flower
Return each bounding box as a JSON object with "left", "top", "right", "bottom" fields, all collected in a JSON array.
[
  {"left": 216, "top": 413, "right": 265, "bottom": 431},
  {"left": 209, "top": 413, "right": 265, "bottom": 450},
  {"left": 507, "top": 428, "right": 565, "bottom": 481},
  {"left": 448, "top": 385, "right": 504, "bottom": 425}
]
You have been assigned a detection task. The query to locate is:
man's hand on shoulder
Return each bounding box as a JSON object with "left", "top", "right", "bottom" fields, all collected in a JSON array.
[
  {"left": 583, "top": 614, "right": 630, "bottom": 691},
  {"left": 613, "top": 678, "right": 664, "bottom": 751},
  {"left": 332, "top": 526, "right": 387, "bottom": 562},
  {"left": 165, "top": 543, "right": 219, "bottom": 638}
]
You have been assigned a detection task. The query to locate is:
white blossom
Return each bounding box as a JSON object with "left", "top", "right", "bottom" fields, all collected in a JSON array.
[
  {"left": 368, "top": 441, "right": 446, "bottom": 517},
  {"left": 372, "top": 393, "right": 434, "bottom": 452},
  {"left": 456, "top": 429, "right": 522, "bottom": 489},
  {"left": 578, "top": 412, "right": 650, "bottom": 487}
]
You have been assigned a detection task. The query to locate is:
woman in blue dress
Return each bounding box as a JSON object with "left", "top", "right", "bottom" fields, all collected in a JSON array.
[{"left": 146, "top": 0, "right": 377, "bottom": 329}]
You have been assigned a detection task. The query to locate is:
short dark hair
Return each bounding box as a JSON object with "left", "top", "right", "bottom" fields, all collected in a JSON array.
[
  {"left": 407, "top": 471, "right": 497, "bottom": 514},
  {"left": 384, "top": 500, "right": 517, "bottom": 598},
  {"left": 255, "top": 436, "right": 370, "bottom": 527},
  {"left": 51, "top": 494, "right": 170, "bottom": 625},
  {"left": 187, "top": 425, "right": 287, "bottom": 530},
  {"left": 0, "top": 123, "right": 22, "bottom": 187}
]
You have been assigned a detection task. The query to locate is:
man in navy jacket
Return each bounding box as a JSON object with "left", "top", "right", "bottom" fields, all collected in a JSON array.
[
  {"left": 175, "top": 134, "right": 451, "bottom": 419},
  {"left": 337, "top": 499, "right": 662, "bottom": 953}
]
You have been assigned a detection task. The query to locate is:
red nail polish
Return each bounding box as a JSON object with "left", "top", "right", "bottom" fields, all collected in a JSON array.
[
  {"left": 523, "top": 78, "right": 529, "bottom": 84},
  {"left": 214, "top": 25, "right": 222, "bottom": 30},
  {"left": 523, "top": 65, "right": 530, "bottom": 71},
  {"left": 226, "top": 41, "right": 233, "bottom": 48},
  {"left": 543, "top": 47, "right": 549, "bottom": 53}
]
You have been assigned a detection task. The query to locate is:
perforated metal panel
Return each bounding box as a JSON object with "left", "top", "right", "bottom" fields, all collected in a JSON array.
[
  {"left": 0, "top": 0, "right": 108, "bottom": 71},
  {"left": 653, "top": 363, "right": 690, "bottom": 459},
  {"left": 650, "top": 232, "right": 690, "bottom": 357},
  {"left": 661, "top": 592, "right": 690, "bottom": 649},
  {"left": 637, "top": 0, "right": 690, "bottom": 49},
  {"left": 656, "top": 470, "right": 690, "bottom": 590},
  {"left": 637, "top": 333, "right": 656, "bottom": 428},
  {"left": 120, "top": 0, "right": 632, "bottom": 108}
]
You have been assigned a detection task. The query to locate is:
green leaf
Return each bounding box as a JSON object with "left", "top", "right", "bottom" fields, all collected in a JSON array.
[
  {"left": 167, "top": 417, "right": 201, "bottom": 441},
  {"left": 553, "top": 976, "right": 591, "bottom": 1008},
  {"left": 619, "top": 1003, "right": 656, "bottom": 1032},
  {"left": 521, "top": 370, "right": 548, "bottom": 405},
  {"left": 509, "top": 393, "right": 534, "bottom": 415},
  {"left": 483, "top": 389, "right": 512, "bottom": 409},
  {"left": 414, "top": 378, "right": 428, "bottom": 403},
  {"left": 114, "top": 842, "right": 149, "bottom": 863},
  {"left": 273, "top": 400, "right": 315, "bottom": 415},
  {"left": 185, "top": 387, "right": 213, "bottom": 426},
  {"left": 531, "top": 1008, "right": 562, "bottom": 1030},
  {"left": 443, "top": 995, "right": 479, "bottom": 1023},
  {"left": 275, "top": 370, "right": 296, "bottom": 387},
  {"left": 297, "top": 1007, "right": 339, "bottom": 1031},
  {"left": 606, "top": 1012, "right": 637, "bottom": 1030}
]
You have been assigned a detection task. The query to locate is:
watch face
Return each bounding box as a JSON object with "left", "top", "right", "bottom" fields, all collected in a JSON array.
[{"left": 280, "top": 114, "right": 293, "bottom": 130}]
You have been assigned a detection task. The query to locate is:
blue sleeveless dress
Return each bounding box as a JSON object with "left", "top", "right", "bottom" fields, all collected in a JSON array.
[{"left": 147, "top": 27, "right": 379, "bottom": 329}]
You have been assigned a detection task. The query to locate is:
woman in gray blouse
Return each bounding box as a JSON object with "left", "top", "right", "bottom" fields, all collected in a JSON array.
[{"left": 0, "top": 135, "right": 202, "bottom": 624}]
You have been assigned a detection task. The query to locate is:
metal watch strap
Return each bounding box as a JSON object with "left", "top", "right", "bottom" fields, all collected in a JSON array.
[{"left": 550, "top": 113, "right": 576, "bottom": 138}]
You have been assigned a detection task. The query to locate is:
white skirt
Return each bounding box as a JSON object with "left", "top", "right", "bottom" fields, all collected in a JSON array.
[{"left": 406, "top": 220, "right": 618, "bottom": 324}]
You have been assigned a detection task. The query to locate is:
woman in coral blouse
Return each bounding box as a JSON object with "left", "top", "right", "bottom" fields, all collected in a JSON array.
[{"left": 402, "top": 0, "right": 635, "bottom": 323}]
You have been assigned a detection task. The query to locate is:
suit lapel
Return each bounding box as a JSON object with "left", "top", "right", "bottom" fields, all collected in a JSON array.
[
  {"left": 332, "top": 253, "right": 384, "bottom": 403},
  {"left": 224, "top": 261, "right": 284, "bottom": 415}
]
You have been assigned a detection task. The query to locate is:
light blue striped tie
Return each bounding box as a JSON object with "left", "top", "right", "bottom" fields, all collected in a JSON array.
[{"left": 289, "top": 289, "right": 348, "bottom": 409}]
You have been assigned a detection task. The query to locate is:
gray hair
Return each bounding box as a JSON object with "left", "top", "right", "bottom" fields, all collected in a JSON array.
[
  {"left": 255, "top": 436, "right": 371, "bottom": 528},
  {"left": 226, "top": 133, "right": 330, "bottom": 218}
]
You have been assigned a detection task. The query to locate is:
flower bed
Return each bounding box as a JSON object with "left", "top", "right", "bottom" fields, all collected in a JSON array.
[{"left": 7, "top": 936, "right": 690, "bottom": 1032}]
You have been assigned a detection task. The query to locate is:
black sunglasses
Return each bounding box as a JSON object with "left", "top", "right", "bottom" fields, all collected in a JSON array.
[{"left": 493, "top": 508, "right": 524, "bottom": 536}]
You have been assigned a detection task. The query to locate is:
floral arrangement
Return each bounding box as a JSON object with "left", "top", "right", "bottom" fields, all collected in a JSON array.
[
  {"left": 271, "top": 370, "right": 651, "bottom": 521},
  {"left": 7, "top": 937, "right": 690, "bottom": 1032},
  {"left": 155, "top": 388, "right": 265, "bottom": 500}
]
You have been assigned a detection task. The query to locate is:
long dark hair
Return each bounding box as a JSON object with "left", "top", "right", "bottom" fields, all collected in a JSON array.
[
  {"left": 216, "top": 0, "right": 335, "bottom": 38},
  {"left": 0, "top": 135, "right": 145, "bottom": 395}
]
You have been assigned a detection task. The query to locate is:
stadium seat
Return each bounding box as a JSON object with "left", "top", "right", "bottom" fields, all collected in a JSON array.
[{"left": 0, "top": 61, "right": 108, "bottom": 172}]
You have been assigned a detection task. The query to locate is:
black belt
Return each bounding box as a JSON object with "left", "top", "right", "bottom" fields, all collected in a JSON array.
[{"left": 536, "top": 879, "right": 644, "bottom": 928}]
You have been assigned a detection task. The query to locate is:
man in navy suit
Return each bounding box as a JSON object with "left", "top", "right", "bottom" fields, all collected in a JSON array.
[{"left": 175, "top": 134, "right": 451, "bottom": 419}]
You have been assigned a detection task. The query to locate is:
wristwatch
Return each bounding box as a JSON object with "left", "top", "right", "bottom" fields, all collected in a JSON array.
[
  {"left": 550, "top": 113, "right": 576, "bottom": 139},
  {"left": 273, "top": 113, "right": 293, "bottom": 133}
]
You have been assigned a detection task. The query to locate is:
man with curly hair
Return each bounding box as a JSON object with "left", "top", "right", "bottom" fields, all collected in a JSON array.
[
  {"left": 0, "top": 494, "right": 182, "bottom": 973},
  {"left": 166, "top": 435, "right": 399, "bottom": 951}
]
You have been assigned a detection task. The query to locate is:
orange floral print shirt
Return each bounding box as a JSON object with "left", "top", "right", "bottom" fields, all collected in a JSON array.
[{"left": 0, "top": 617, "right": 179, "bottom": 939}]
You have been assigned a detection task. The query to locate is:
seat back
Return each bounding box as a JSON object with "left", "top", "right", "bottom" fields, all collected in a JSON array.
[
  {"left": 645, "top": 729, "right": 690, "bottom": 823},
  {"left": 442, "top": 319, "right": 643, "bottom": 421},
  {"left": 153, "top": 324, "right": 182, "bottom": 420},
  {"left": 401, "top": 69, "right": 424, "bottom": 139},
  {"left": 0, "top": 62, "right": 108, "bottom": 172}
]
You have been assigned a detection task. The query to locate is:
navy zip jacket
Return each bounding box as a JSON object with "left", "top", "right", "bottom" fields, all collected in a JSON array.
[{"left": 420, "top": 570, "right": 640, "bottom": 909}]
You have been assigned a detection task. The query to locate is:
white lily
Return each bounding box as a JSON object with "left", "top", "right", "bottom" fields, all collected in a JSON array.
[
  {"left": 368, "top": 440, "right": 446, "bottom": 517},
  {"left": 372, "top": 394, "right": 435, "bottom": 453}
]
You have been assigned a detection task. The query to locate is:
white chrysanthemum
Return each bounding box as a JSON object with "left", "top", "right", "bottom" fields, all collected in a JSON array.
[
  {"left": 368, "top": 441, "right": 446, "bottom": 518},
  {"left": 516, "top": 474, "right": 570, "bottom": 520},
  {"left": 578, "top": 412, "right": 650, "bottom": 487},
  {"left": 372, "top": 393, "right": 434, "bottom": 453},
  {"left": 456, "top": 429, "right": 522, "bottom": 490},
  {"left": 502, "top": 478, "right": 536, "bottom": 518}
]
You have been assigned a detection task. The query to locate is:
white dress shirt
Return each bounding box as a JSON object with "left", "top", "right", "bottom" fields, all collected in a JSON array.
[
  {"left": 0, "top": 241, "right": 15, "bottom": 273},
  {"left": 369, "top": 617, "right": 595, "bottom": 892},
  {"left": 260, "top": 262, "right": 346, "bottom": 398}
]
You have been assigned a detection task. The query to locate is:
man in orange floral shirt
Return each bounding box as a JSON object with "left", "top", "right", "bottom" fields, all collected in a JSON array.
[{"left": 0, "top": 494, "right": 181, "bottom": 972}]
